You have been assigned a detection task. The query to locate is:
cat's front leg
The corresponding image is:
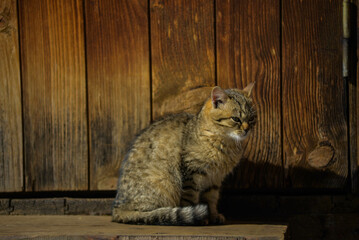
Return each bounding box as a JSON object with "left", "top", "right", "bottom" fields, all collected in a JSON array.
[
  {"left": 200, "top": 185, "right": 225, "bottom": 224},
  {"left": 180, "top": 167, "right": 209, "bottom": 207},
  {"left": 180, "top": 179, "right": 200, "bottom": 206}
]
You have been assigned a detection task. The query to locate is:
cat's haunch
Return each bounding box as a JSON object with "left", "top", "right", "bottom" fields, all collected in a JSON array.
[{"left": 112, "top": 85, "right": 256, "bottom": 225}]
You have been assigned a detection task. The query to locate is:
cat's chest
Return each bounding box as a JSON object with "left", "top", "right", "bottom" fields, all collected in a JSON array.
[
  {"left": 205, "top": 168, "right": 227, "bottom": 187},
  {"left": 182, "top": 135, "right": 242, "bottom": 188},
  {"left": 204, "top": 140, "right": 242, "bottom": 170},
  {"left": 192, "top": 151, "right": 237, "bottom": 189}
]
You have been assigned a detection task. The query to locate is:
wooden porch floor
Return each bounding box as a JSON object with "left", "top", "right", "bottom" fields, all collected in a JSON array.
[{"left": 0, "top": 215, "right": 287, "bottom": 240}]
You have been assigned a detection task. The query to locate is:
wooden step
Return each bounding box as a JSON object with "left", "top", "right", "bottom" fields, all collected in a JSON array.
[{"left": 0, "top": 215, "right": 287, "bottom": 240}]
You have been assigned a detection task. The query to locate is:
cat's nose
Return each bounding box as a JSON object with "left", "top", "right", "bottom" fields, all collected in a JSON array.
[{"left": 242, "top": 122, "right": 249, "bottom": 130}]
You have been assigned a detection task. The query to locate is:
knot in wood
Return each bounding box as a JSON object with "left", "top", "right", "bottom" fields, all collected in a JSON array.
[
  {"left": 307, "top": 141, "right": 335, "bottom": 169},
  {"left": 0, "top": 7, "right": 11, "bottom": 34}
]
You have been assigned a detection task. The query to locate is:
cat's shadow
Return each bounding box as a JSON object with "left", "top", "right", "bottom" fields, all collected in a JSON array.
[
  {"left": 221, "top": 157, "right": 349, "bottom": 193},
  {"left": 218, "top": 158, "right": 349, "bottom": 223}
]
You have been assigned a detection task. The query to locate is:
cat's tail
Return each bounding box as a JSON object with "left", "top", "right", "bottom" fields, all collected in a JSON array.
[{"left": 112, "top": 205, "right": 208, "bottom": 225}]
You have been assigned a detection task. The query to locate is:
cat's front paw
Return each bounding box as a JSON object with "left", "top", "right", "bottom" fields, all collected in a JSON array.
[{"left": 209, "top": 213, "right": 226, "bottom": 225}]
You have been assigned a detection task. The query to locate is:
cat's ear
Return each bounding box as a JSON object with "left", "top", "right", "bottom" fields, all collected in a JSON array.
[
  {"left": 243, "top": 82, "right": 255, "bottom": 97},
  {"left": 211, "top": 86, "right": 228, "bottom": 108}
]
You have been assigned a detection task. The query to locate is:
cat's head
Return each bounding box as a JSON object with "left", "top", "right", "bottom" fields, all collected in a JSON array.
[{"left": 204, "top": 83, "right": 257, "bottom": 141}]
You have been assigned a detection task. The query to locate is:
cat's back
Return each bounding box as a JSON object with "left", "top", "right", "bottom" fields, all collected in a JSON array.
[
  {"left": 122, "top": 112, "right": 194, "bottom": 177},
  {"left": 117, "top": 113, "right": 194, "bottom": 208},
  {"left": 132, "top": 113, "right": 193, "bottom": 149}
]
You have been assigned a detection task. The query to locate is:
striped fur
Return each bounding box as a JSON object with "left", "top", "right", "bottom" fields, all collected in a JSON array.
[
  {"left": 112, "top": 205, "right": 208, "bottom": 225},
  {"left": 112, "top": 85, "right": 256, "bottom": 225}
]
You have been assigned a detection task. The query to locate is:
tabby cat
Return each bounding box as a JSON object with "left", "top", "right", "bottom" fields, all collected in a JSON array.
[{"left": 112, "top": 84, "right": 256, "bottom": 225}]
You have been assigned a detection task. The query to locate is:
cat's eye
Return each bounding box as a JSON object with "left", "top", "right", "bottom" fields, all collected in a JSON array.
[{"left": 231, "top": 117, "right": 242, "bottom": 123}]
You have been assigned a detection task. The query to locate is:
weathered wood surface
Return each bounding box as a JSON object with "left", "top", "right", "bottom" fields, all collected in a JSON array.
[
  {"left": 216, "top": 0, "right": 282, "bottom": 189},
  {"left": 86, "top": 0, "right": 150, "bottom": 190},
  {"left": 0, "top": 0, "right": 23, "bottom": 192},
  {"left": 151, "top": 0, "right": 215, "bottom": 119},
  {"left": 19, "top": 0, "right": 88, "bottom": 191},
  {"left": 2, "top": 195, "right": 359, "bottom": 217},
  {"left": 351, "top": 1, "right": 359, "bottom": 193},
  {"left": 282, "top": 0, "right": 347, "bottom": 189},
  {"left": 0, "top": 198, "right": 113, "bottom": 215},
  {"left": 65, "top": 198, "right": 112, "bottom": 215},
  {"left": 0, "top": 0, "right": 353, "bottom": 193},
  {"left": 0, "top": 215, "right": 287, "bottom": 240},
  {"left": 10, "top": 198, "right": 64, "bottom": 215},
  {"left": 0, "top": 199, "right": 10, "bottom": 215}
]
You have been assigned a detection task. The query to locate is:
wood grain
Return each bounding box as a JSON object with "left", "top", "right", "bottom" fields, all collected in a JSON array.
[
  {"left": 65, "top": 198, "right": 112, "bottom": 215},
  {"left": 85, "top": 0, "right": 150, "bottom": 190},
  {"left": 0, "top": 216, "right": 287, "bottom": 240},
  {"left": 151, "top": 0, "right": 215, "bottom": 119},
  {"left": 282, "top": 0, "right": 348, "bottom": 189},
  {"left": 19, "top": 0, "right": 88, "bottom": 191},
  {"left": 350, "top": 0, "right": 358, "bottom": 193},
  {"left": 216, "top": 0, "right": 282, "bottom": 189},
  {"left": 2, "top": 195, "right": 359, "bottom": 216},
  {"left": 0, "top": 0, "right": 23, "bottom": 192},
  {"left": 10, "top": 199, "right": 65, "bottom": 215}
]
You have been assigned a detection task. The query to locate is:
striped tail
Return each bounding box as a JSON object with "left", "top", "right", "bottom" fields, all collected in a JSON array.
[{"left": 112, "top": 205, "right": 208, "bottom": 225}]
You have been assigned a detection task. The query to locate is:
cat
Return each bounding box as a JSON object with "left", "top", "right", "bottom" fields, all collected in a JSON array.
[{"left": 112, "top": 84, "right": 256, "bottom": 225}]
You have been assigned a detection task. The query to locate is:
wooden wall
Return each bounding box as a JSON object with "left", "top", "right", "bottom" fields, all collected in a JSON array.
[{"left": 0, "top": 0, "right": 353, "bottom": 193}]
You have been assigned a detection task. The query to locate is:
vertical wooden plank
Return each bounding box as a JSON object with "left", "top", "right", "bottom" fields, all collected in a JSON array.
[
  {"left": 86, "top": 0, "right": 150, "bottom": 190},
  {"left": 0, "top": 0, "right": 23, "bottom": 192},
  {"left": 151, "top": 0, "right": 215, "bottom": 119},
  {"left": 351, "top": 0, "right": 359, "bottom": 193},
  {"left": 19, "top": 0, "right": 88, "bottom": 191},
  {"left": 216, "top": 0, "right": 282, "bottom": 189},
  {"left": 282, "top": 0, "right": 348, "bottom": 189}
]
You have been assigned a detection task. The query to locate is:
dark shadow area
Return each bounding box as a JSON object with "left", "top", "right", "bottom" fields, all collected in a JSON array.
[
  {"left": 219, "top": 192, "right": 359, "bottom": 240},
  {"left": 348, "top": 0, "right": 358, "bottom": 193},
  {"left": 222, "top": 158, "right": 348, "bottom": 194}
]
